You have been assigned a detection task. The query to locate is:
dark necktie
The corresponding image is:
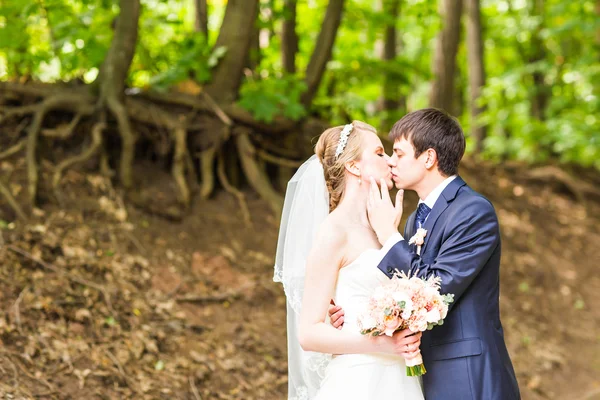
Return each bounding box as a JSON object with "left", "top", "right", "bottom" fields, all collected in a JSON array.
[{"left": 414, "top": 203, "right": 431, "bottom": 232}]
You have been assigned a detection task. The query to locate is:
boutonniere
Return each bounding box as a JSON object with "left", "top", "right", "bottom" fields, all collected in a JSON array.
[{"left": 408, "top": 228, "right": 427, "bottom": 255}]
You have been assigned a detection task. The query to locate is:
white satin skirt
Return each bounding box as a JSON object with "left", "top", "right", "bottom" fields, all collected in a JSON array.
[{"left": 314, "top": 353, "right": 424, "bottom": 400}]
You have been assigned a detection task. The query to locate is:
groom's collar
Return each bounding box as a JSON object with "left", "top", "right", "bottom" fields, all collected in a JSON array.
[
  {"left": 440, "top": 175, "right": 467, "bottom": 203},
  {"left": 418, "top": 175, "right": 458, "bottom": 209},
  {"left": 415, "top": 176, "right": 467, "bottom": 254}
]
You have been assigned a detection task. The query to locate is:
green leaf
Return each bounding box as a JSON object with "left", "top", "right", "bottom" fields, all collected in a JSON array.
[
  {"left": 518, "top": 282, "right": 530, "bottom": 293},
  {"left": 574, "top": 299, "right": 585, "bottom": 310}
]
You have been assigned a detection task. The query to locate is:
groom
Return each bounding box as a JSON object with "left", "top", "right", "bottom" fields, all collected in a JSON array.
[{"left": 332, "top": 109, "right": 520, "bottom": 399}]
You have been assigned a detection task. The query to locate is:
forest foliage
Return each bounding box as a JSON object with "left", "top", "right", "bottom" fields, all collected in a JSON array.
[{"left": 0, "top": 0, "right": 598, "bottom": 168}]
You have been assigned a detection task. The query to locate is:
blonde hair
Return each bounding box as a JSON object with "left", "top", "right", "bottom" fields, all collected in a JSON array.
[{"left": 315, "top": 120, "right": 377, "bottom": 212}]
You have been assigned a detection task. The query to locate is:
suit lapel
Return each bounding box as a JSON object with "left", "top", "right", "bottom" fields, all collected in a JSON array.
[
  {"left": 404, "top": 211, "right": 417, "bottom": 252},
  {"left": 420, "top": 176, "right": 467, "bottom": 254},
  {"left": 405, "top": 211, "right": 416, "bottom": 238}
]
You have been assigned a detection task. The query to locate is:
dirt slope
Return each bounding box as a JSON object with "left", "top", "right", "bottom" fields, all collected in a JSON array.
[{"left": 0, "top": 156, "right": 599, "bottom": 399}]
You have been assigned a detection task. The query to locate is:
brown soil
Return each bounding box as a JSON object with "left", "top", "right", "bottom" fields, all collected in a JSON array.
[{"left": 0, "top": 155, "right": 599, "bottom": 400}]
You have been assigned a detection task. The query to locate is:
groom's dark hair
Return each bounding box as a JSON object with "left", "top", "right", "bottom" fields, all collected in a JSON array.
[{"left": 389, "top": 108, "right": 465, "bottom": 176}]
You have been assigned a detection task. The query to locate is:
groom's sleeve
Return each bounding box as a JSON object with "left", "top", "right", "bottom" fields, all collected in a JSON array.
[
  {"left": 380, "top": 233, "right": 404, "bottom": 255},
  {"left": 377, "top": 196, "right": 500, "bottom": 308}
]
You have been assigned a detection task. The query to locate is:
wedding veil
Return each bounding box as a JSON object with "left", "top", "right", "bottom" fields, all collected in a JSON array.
[{"left": 273, "top": 155, "right": 331, "bottom": 400}]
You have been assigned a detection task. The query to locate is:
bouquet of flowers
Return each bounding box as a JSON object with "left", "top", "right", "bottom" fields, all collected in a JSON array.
[{"left": 357, "top": 271, "right": 454, "bottom": 376}]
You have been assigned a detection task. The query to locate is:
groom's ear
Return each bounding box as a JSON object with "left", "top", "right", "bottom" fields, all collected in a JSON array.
[{"left": 424, "top": 148, "right": 438, "bottom": 170}]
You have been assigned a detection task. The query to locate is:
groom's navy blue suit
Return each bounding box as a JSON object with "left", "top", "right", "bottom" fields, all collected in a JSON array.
[{"left": 377, "top": 176, "right": 520, "bottom": 400}]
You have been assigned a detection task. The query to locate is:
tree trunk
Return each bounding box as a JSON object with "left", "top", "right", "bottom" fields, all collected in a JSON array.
[
  {"left": 97, "top": 0, "right": 141, "bottom": 188},
  {"left": 597, "top": 0, "right": 600, "bottom": 57},
  {"left": 429, "top": 0, "right": 463, "bottom": 114},
  {"left": 379, "top": 0, "right": 405, "bottom": 123},
  {"left": 281, "top": 0, "right": 299, "bottom": 74},
  {"left": 529, "top": 0, "right": 548, "bottom": 121},
  {"left": 279, "top": 0, "right": 300, "bottom": 193},
  {"left": 301, "top": 0, "right": 345, "bottom": 108},
  {"left": 97, "top": 1, "right": 140, "bottom": 99},
  {"left": 247, "top": 23, "right": 261, "bottom": 71},
  {"left": 205, "top": 0, "right": 260, "bottom": 104},
  {"left": 453, "top": 61, "right": 466, "bottom": 118},
  {"left": 465, "top": 0, "right": 486, "bottom": 154},
  {"left": 194, "top": 0, "right": 208, "bottom": 38}
]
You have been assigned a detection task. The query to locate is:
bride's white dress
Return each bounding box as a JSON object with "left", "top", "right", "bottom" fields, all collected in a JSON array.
[{"left": 314, "top": 249, "right": 424, "bottom": 400}]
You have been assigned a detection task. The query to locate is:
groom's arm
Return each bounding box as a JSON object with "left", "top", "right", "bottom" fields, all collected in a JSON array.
[{"left": 378, "top": 197, "right": 500, "bottom": 309}]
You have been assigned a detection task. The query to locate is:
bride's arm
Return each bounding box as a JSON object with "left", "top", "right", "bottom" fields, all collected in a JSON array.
[{"left": 298, "top": 224, "right": 420, "bottom": 355}]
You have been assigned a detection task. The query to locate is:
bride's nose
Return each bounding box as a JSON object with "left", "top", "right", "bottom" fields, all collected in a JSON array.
[{"left": 387, "top": 154, "right": 396, "bottom": 167}]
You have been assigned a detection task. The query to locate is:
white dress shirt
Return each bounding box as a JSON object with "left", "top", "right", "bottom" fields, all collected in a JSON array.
[{"left": 380, "top": 175, "right": 457, "bottom": 255}]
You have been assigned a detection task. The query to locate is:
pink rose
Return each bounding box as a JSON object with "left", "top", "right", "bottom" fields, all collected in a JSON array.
[
  {"left": 383, "top": 315, "right": 402, "bottom": 337},
  {"left": 409, "top": 315, "right": 428, "bottom": 332}
]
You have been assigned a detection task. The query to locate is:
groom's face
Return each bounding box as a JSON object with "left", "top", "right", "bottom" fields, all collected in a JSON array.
[{"left": 388, "top": 137, "right": 427, "bottom": 190}]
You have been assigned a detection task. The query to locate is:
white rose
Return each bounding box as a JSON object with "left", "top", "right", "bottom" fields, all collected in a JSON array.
[
  {"left": 425, "top": 308, "right": 441, "bottom": 323},
  {"left": 392, "top": 291, "right": 409, "bottom": 303},
  {"left": 440, "top": 305, "right": 448, "bottom": 320},
  {"left": 360, "top": 315, "right": 377, "bottom": 329}
]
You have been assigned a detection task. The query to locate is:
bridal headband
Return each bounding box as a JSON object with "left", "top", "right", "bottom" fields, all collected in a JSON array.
[{"left": 334, "top": 123, "right": 354, "bottom": 159}]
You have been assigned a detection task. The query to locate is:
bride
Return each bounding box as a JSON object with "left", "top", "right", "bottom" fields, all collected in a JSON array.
[{"left": 274, "top": 121, "right": 424, "bottom": 399}]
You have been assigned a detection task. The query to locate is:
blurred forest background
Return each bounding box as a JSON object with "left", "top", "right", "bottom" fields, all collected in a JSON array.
[{"left": 0, "top": 0, "right": 599, "bottom": 399}]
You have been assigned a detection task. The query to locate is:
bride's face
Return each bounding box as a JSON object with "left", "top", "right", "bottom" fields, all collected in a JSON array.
[{"left": 357, "top": 131, "right": 393, "bottom": 190}]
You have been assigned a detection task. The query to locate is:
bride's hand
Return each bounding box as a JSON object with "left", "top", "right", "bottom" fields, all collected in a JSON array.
[
  {"left": 379, "top": 329, "right": 422, "bottom": 358},
  {"left": 393, "top": 187, "right": 404, "bottom": 230},
  {"left": 367, "top": 178, "right": 404, "bottom": 245}
]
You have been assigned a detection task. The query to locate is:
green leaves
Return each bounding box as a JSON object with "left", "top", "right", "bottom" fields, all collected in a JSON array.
[
  {"left": 238, "top": 74, "right": 307, "bottom": 122},
  {"left": 0, "top": 0, "right": 115, "bottom": 80},
  {"left": 146, "top": 35, "right": 224, "bottom": 91},
  {"left": 475, "top": 0, "right": 600, "bottom": 169},
  {"left": 0, "top": 0, "right": 597, "bottom": 170},
  {"left": 442, "top": 293, "right": 454, "bottom": 305}
]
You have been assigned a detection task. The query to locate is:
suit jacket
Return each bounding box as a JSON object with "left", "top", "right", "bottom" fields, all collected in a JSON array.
[{"left": 377, "top": 176, "right": 520, "bottom": 400}]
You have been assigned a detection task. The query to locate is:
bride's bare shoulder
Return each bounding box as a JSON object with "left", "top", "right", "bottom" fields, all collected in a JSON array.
[{"left": 313, "top": 214, "right": 347, "bottom": 251}]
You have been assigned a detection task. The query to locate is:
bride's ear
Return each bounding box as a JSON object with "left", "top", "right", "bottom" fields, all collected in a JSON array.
[{"left": 344, "top": 160, "right": 361, "bottom": 178}]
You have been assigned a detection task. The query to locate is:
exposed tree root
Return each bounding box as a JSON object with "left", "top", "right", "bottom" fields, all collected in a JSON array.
[
  {"left": 217, "top": 150, "right": 251, "bottom": 227},
  {"left": 201, "top": 91, "right": 233, "bottom": 126},
  {"left": 172, "top": 127, "right": 190, "bottom": 207},
  {"left": 106, "top": 96, "right": 137, "bottom": 189},
  {"left": 20, "top": 92, "right": 94, "bottom": 206},
  {"left": 0, "top": 139, "right": 26, "bottom": 160},
  {"left": 136, "top": 90, "right": 295, "bottom": 134},
  {"left": 256, "top": 149, "right": 303, "bottom": 168},
  {"left": 41, "top": 112, "right": 83, "bottom": 139},
  {"left": 0, "top": 180, "right": 27, "bottom": 221},
  {"left": 0, "top": 82, "right": 307, "bottom": 218},
  {"left": 235, "top": 132, "right": 283, "bottom": 216},
  {"left": 199, "top": 146, "right": 216, "bottom": 200},
  {"left": 53, "top": 121, "right": 106, "bottom": 204}
]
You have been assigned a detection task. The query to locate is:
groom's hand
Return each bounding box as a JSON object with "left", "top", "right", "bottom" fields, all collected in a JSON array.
[
  {"left": 367, "top": 177, "right": 404, "bottom": 245},
  {"left": 328, "top": 299, "right": 345, "bottom": 329}
]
